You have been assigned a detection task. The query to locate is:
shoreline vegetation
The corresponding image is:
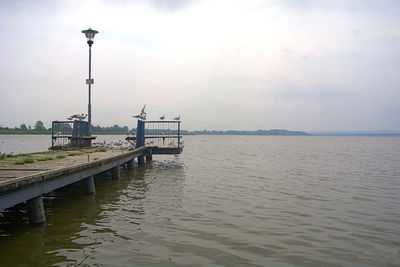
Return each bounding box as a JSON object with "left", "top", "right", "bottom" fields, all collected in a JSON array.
[
  {"left": 0, "top": 128, "right": 310, "bottom": 136},
  {"left": 1, "top": 121, "right": 309, "bottom": 136},
  {"left": 2, "top": 122, "right": 399, "bottom": 136}
]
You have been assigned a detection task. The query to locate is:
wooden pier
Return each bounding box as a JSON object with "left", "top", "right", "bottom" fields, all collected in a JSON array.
[{"left": 0, "top": 146, "right": 155, "bottom": 225}]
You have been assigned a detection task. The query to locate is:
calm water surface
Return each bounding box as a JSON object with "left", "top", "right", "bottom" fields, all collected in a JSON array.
[{"left": 0, "top": 135, "right": 399, "bottom": 266}]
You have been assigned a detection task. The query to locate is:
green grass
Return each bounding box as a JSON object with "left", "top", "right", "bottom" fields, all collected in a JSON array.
[
  {"left": 67, "top": 152, "right": 85, "bottom": 156},
  {"left": 16, "top": 153, "right": 30, "bottom": 157},
  {"left": 55, "top": 155, "right": 66, "bottom": 159},
  {"left": 94, "top": 157, "right": 99, "bottom": 161},
  {"left": 0, "top": 153, "right": 14, "bottom": 160},
  {"left": 37, "top": 157, "right": 54, "bottom": 161},
  {"left": 14, "top": 157, "right": 35, "bottom": 165},
  {"left": 92, "top": 148, "right": 107, "bottom": 152}
]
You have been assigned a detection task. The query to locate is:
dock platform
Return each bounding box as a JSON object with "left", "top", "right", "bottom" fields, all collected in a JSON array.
[{"left": 0, "top": 146, "right": 152, "bottom": 224}]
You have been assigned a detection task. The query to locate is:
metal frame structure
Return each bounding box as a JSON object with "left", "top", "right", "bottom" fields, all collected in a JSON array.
[
  {"left": 51, "top": 120, "right": 94, "bottom": 148},
  {"left": 134, "top": 120, "right": 183, "bottom": 154}
]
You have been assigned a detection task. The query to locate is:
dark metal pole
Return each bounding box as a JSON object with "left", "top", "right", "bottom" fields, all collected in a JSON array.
[{"left": 88, "top": 42, "right": 92, "bottom": 136}]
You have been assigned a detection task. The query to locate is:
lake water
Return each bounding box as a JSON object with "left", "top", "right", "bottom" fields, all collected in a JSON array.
[{"left": 0, "top": 135, "right": 400, "bottom": 266}]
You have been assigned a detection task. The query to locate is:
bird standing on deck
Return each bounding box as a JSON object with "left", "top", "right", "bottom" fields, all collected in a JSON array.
[
  {"left": 173, "top": 116, "right": 180, "bottom": 121},
  {"left": 160, "top": 115, "right": 165, "bottom": 120}
]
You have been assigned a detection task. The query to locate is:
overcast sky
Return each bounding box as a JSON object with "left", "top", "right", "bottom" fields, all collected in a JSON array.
[{"left": 1, "top": 0, "right": 399, "bottom": 131}]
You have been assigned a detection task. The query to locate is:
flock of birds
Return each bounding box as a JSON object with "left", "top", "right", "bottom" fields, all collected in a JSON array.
[
  {"left": 132, "top": 105, "right": 181, "bottom": 121},
  {"left": 67, "top": 114, "right": 87, "bottom": 121},
  {"left": 67, "top": 105, "right": 180, "bottom": 122},
  {"left": 93, "top": 140, "right": 131, "bottom": 150}
]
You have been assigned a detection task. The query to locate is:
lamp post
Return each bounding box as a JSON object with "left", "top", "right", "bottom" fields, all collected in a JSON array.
[{"left": 81, "top": 28, "right": 98, "bottom": 138}]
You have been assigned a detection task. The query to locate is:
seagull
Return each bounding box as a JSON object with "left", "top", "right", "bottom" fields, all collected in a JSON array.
[
  {"left": 140, "top": 104, "right": 147, "bottom": 116},
  {"left": 173, "top": 116, "right": 181, "bottom": 121},
  {"left": 132, "top": 114, "right": 146, "bottom": 120},
  {"left": 160, "top": 115, "right": 165, "bottom": 120},
  {"left": 68, "top": 114, "right": 79, "bottom": 120},
  {"left": 133, "top": 105, "right": 147, "bottom": 120},
  {"left": 126, "top": 128, "right": 136, "bottom": 135}
]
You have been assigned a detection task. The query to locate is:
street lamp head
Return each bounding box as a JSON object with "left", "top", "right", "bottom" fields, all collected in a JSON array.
[{"left": 82, "top": 28, "right": 98, "bottom": 46}]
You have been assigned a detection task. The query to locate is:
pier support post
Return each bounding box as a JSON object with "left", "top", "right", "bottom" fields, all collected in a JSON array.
[
  {"left": 27, "top": 196, "right": 46, "bottom": 225},
  {"left": 85, "top": 176, "right": 96, "bottom": 195},
  {"left": 138, "top": 156, "right": 145, "bottom": 166},
  {"left": 111, "top": 166, "right": 120, "bottom": 179},
  {"left": 127, "top": 158, "right": 134, "bottom": 170},
  {"left": 146, "top": 149, "right": 153, "bottom": 163}
]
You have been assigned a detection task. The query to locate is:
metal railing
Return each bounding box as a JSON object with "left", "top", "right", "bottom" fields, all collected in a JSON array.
[
  {"left": 135, "top": 120, "right": 182, "bottom": 149},
  {"left": 51, "top": 120, "right": 92, "bottom": 148}
]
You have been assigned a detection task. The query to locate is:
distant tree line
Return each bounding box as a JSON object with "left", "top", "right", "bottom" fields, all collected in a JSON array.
[
  {"left": 0, "top": 121, "right": 49, "bottom": 132},
  {"left": 181, "top": 129, "right": 309, "bottom": 135},
  {"left": 1, "top": 122, "right": 309, "bottom": 135},
  {"left": 0, "top": 121, "right": 131, "bottom": 134}
]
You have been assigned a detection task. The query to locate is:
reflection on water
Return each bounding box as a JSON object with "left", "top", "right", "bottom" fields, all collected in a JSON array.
[{"left": 1, "top": 136, "right": 400, "bottom": 266}]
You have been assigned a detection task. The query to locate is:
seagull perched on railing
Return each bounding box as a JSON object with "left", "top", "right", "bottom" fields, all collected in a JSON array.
[
  {"left": 132, "top": 114, "right": 146, "bottom": 120},
  {"left": 140, "top": 104, "right": 147, "bottom": 116},
  {"left": 77, "top": 114, "right": 87, "bottom": 121},
  {"left": 132, "top": 104, "right": 147, "bottom": 120},
  {"left": 68, "top": 114, "right": 79, "bottom": 120},
  {"left": 160, "top": 115, "right": 165, "bottom": 120},
  {"left": 173, "top": 116, "right": 181, "bottom": 121},
  {"left": 68, "top": 114, "right": 87, "bottom": 121}
]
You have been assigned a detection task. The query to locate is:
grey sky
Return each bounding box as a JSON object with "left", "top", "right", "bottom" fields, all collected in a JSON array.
[{"left": 1, "top": 0, "right": 399, "bottom": 131}]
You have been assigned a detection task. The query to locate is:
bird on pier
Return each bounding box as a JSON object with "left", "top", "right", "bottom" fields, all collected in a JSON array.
[
  {"left": 126, "top": 128, "right": 136, "bottom": 135},
  {"left": 133, "top": 104, "right": 147, "bottom": 120},
  {"left": 132, "top": 114, "right": 146, "bottom": 120},
  {"left": 160, "top": 115, "right": 165, "bottom": 120},
  {"left": 140, "top": 104, "right": 147, "bottom": 116},
  {"left": 68, "top": 114, "right": 79, "bottom": 120},
  {"left": 173, "top": 116, "right": 181, "bottom": 121}
]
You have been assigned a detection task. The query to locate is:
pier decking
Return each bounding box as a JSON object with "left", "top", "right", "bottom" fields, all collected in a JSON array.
[
  {"left": 1, "top": 119, "right": 183, "bottom": 225},
  {"left": 0, "top": 146, "right": 152, "bottom": 224}
]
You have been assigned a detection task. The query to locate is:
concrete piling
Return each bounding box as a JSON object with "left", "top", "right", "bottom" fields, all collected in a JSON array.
[
  {"left": 85, "top": 176, "right": 96, "bottom": 195},
  {"left": 146, "top": 149, "right": 153, "bottom": 163},
  {"left": 138, "top": 156, "right": 145, "bottom": 166},
  {"left": 127, "top": 158, "right": 134, "bottom": 170},
  {"left": 27, "top": 196, "right": 46, "bottom": 225},
  {"left": 111, "top": 166, "right": 121, "bottom": 179}
]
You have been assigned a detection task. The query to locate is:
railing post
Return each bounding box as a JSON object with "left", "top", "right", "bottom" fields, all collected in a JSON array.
[
  {"left": 178, "top": 121, "right": 181, "bottom": 147},
  {"left": 136, "top": 120, "right": 145, "bottom": 147},
  {"left": 51, "top": 121, "right": 55, "bottom": 147}
]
